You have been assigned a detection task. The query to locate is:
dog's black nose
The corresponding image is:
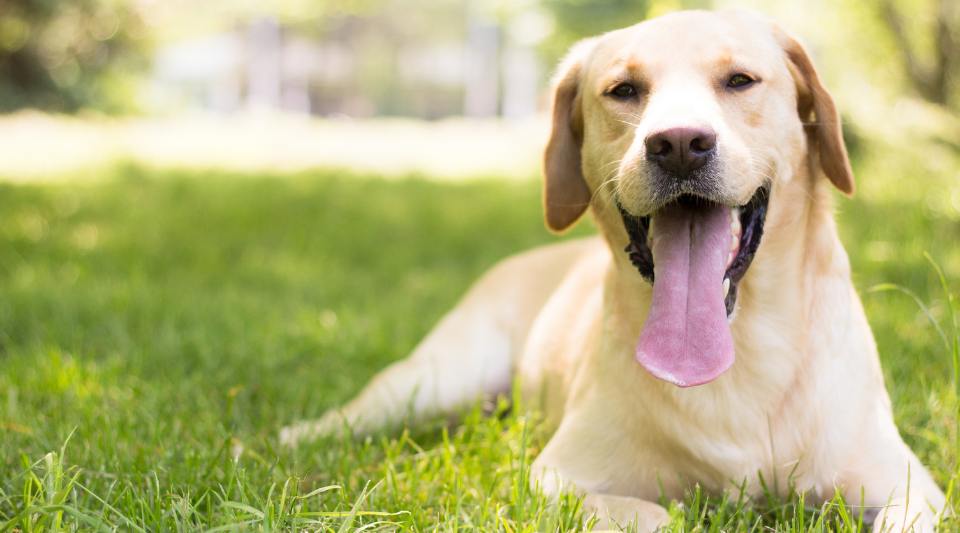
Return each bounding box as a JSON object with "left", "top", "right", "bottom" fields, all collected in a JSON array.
[{"left": 644, "top": 126, "right": 717, "bottom": 178}]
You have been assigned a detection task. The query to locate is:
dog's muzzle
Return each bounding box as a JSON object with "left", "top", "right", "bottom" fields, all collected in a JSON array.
[{"left": 617, "top": 185, "right": 770, "bottom": 387}]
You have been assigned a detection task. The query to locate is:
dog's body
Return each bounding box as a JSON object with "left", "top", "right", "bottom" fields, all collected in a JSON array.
[{"left": 282, "top": 10, "right": 944, "bottom": 532}]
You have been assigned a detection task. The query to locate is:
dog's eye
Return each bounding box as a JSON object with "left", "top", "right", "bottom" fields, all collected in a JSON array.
[
  {"left": 610, "top": 83, "right": 637, "bottom": 98},
  {"left": 727, "top": 74, "right": 755, "bottom": 89}
]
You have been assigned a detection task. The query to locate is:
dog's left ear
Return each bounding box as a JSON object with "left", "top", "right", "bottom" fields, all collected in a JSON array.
[
  {"left": 769, "top": 23, "right": 855, "bottom": 196},
  {"left": 543, "top": 38, "right": 597, "bottom": 233}
]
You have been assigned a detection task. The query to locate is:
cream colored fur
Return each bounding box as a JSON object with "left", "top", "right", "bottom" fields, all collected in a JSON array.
[{"left": 281, "top": 10, "right": 944, "bottom": 533}]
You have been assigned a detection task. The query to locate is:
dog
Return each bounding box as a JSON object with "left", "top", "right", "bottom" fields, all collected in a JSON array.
[{"left": 282, "top": 10, "right": 945, "bottom": 532}]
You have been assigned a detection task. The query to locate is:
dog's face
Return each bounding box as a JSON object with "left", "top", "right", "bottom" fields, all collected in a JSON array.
[
  {"left": 543, "top": 10, "right": 854, "bottom": 388},
  {"left": 581, "top": 11, "right": 803, "bottom": 215}
]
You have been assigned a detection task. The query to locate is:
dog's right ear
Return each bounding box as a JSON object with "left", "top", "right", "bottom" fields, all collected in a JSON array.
[{"left": 543, "top": 39, "right": 597, "bottom": 233}]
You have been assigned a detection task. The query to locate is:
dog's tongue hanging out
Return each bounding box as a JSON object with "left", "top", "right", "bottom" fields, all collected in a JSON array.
[{"left": 636, "top": 203, "right": 734, "bottom": 387}]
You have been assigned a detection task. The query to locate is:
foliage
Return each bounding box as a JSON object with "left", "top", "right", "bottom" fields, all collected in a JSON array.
[
  {"left": 538, "top": 0, "right": 650, "bottom": 61},
  {"left": 537, "top": 0, "right": 712, "bottom": 65},
  {"left": 880, "top": 0, "right": 959, "bottom": 109},
  {"left": 0, "top": 0, "right": 148, "bottom": 113}
]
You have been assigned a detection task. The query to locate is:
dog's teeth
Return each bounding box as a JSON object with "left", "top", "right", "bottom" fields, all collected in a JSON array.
[
  {"left": 723, "top": 278, "right": 730, "bottom": 298},
  {"left": 727, "top": 235, "right": 738, "bottom": 269},
  {"left": 727, "top": 209, "right": 741, "bottom": 269},
  {"left": 730, "top": 208, "right": 741, "bottom": 237}
]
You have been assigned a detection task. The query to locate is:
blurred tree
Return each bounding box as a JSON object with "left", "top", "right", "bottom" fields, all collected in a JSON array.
[
  {"left": 137, "top": 0, "right": 385, "bottom": 43},
  {"left": 538, "top": 0, "right": 711, "bottom": 65},
  {"left": 539, "top": 0, "right": 649, "bottom": 61},
  {"left": 0, "top": 0, "right": 148, "bottom": 113},
  {"left": 882, "top": 0, "right": 958, "bottom": 109}
]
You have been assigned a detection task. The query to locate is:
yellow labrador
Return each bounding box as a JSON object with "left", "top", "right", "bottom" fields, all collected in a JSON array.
[{"left": 282, "top": 10, "right": 944, "bottom": 533}]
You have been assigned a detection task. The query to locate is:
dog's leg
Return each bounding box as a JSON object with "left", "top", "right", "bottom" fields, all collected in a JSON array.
[
  {"left": 839, "top": 429, "right": 945, "bottom": 533},
  {"left": 280, "top": 299, "right": 511, "bottom": 443},
  {"left": 863, "top": 459, "right": 944, "bottom": 533},
  {"left": 581, "top": 493, "right": 671, "bottom": 532},
  {"left": 871, "top": 496, "right": 936, "bottom": 533},
  {"left": 280, "top": 238, "right": 602, "bottom": 445},
  {"left": 534, "top": 463, "right": 670, "bottom": 532},
  {"left": 530, "top": 416, "right": 672, "bottom": 533}
]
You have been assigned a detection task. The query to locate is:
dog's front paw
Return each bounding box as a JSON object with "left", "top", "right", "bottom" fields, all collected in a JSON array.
[
  {"left": 279, "top": 411, "right": 346, "bottom": 447},
  {"left": 871, "top": 497, "right": 936, "bottom": 533},
  {"left": 582, "top": 493, "right": 671, "bottom": 532}
]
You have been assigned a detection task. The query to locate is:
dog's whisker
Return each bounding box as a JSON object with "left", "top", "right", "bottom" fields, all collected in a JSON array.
[
  {"left": 594, "top": 171, "right": 621, "bottom": 197},
  {"left": 743, "top": 152, "right": 822, "bottom": 209},
  {"left": 783, "top": 175, "right": 822, "bottom": 208},
  {"left": 599, "top": 158, "right": 627, "bottom": 171},
  {"left": 599, "top": 161, "right": 637, "bottom": 216},
  {"left": 591, "top": 158, "right": 629, "bottom": 206},
  {"left": 591, "top": 174, "right": 622, "bottom": 206}
]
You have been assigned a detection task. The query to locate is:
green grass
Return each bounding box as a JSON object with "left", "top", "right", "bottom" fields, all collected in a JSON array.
[{"left": 0, "top": 157, "right": 959, "bottom": 533}]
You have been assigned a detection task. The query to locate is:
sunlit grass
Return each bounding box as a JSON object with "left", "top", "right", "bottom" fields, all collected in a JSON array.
[{"left": 1, "top": 155, "right": 959, "bottom": 532}]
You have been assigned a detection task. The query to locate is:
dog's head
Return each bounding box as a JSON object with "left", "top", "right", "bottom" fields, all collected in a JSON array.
[{"left": 543, "top": 10, "right": 853, "bottom": 387}]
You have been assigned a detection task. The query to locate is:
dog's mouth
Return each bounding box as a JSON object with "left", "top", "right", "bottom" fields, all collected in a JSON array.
[{"left": 617, "top": 185, "right": 769, "bottom": 387}]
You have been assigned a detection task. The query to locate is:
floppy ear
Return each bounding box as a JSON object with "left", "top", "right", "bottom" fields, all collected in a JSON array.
[
  {"left": 543, "top": 39, "right": 596, "bottom": 233},
  {"left": 769, "top": 23, "right": 855, "bottom": 196}
]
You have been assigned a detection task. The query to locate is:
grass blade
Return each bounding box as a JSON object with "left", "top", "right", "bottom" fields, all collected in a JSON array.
[{"left": 868, "top": 283, "right": 950, "bottom": 351}]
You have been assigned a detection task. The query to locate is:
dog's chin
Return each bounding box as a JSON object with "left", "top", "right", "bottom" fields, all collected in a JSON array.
[{"left": 618, "top": 184, "right": 769, "bottom": 318}]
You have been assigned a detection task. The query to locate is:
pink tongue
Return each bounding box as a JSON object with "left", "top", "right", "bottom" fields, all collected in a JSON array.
[{"left": 636, "top": 203, "right": 734, "bottom": 387}]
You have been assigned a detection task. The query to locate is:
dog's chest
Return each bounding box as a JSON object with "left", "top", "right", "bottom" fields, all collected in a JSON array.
[
  {"left": 594, "top": 350, "right": 827, "bottom": 501},
  {"left": 615, "top": 407, "right": 826, "bottom": 502}
]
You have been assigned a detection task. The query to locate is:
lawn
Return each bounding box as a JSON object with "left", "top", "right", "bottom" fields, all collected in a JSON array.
[{"left": 1, "top": 151, "right": 959, "bottom": 532}]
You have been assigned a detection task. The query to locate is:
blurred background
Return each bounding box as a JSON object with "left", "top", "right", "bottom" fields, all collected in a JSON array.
[{"left": 0, "top": 0, "right": 956, "bottom": 182}]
